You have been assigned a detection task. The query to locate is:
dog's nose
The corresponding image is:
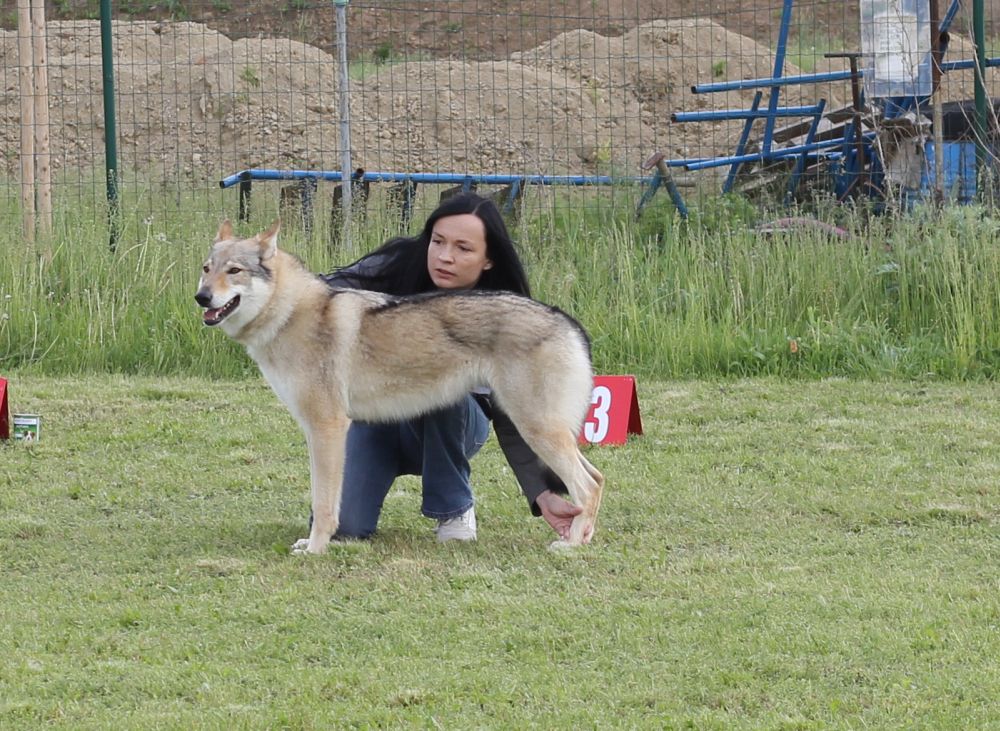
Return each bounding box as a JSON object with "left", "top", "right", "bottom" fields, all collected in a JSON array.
[{"left": 195, "top": 290, "right": 213, "bottom": 308}]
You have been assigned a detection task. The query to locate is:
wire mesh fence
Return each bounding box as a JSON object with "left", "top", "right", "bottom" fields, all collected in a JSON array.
[{"left": 1, "top": 0, "right": 998, "bottom": 238}]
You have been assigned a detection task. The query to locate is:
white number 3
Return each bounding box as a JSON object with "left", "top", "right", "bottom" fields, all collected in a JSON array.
[{"left": 584, "top": 385, "right": 612, "bottom": 443}]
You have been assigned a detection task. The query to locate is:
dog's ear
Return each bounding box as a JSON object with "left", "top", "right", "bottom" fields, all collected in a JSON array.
[
  {"left": 215, "top": 219, "right": 234, "bottom": 243},
  {"left": 256, "top": 219, "right": 280, "bottom": 261}
]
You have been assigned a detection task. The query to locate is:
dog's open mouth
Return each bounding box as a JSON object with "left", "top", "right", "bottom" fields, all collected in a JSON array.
[{"left": 202, "top": 295, "right": 240, "bottom": 326}]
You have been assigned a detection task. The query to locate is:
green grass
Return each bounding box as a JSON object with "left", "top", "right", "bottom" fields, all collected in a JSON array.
[
  {"left": 2, "top": 185, "right": 998, "bottom": 725},
  {"left": 348, "top": 48, "right": 434, "bottom": 81},
  {"left": 2, "top": 187, "right": 999, "bottom": 380},
  {"left": 522, "top": 196, "right": 1000, "bottom": 380},
  {"left": 1, "top": 374, "right": 998, "bottom": 727}
]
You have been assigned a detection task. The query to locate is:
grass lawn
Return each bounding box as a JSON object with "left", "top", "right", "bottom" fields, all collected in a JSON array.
[{"left": 1, "top": 374, "right": 998, "bottom": 728}]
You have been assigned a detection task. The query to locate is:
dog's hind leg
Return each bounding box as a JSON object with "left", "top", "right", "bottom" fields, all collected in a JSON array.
[
  {"left": 292, "top": 416, "right": 349, "bottom": 555},
  {"left": 518, "top": 425, "right": 603, "bottom": 546},
  {"left": 575, "top": 451, "right": 605, "bottom": 542}
]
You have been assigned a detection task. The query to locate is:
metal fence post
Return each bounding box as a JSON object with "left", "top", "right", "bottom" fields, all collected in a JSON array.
[
  {"left": 973, "top": 0, "right": 989, "bottom": 191},
  {"left": 100, "top": 0, "right": 120, "bottom": 250}
]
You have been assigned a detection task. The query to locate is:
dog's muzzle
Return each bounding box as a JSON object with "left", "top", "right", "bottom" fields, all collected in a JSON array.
[{"left": 195, "top": 289, "right": 240, "bottom": 327}]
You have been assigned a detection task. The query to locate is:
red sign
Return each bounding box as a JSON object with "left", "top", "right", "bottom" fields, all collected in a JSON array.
[
  {"left": 0, "top": 377, "right": 9, "bottom": 440},
  {"left": 579, "top": 375, "right": 643, "bottom": 446}
]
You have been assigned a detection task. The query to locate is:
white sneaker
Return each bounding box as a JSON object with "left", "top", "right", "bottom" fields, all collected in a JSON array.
[{"left": 435, "top": 505, "right": 477, "bottom": 542}]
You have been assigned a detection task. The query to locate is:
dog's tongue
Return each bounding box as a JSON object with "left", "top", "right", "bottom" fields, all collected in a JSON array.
[{"left": 201, "top": 294, "right": 239, "bottom": 326}]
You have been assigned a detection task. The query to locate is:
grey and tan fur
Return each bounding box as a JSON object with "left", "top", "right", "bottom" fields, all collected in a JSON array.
[{"left": 195, "top": 220, "right": 604, "bottom": 554}]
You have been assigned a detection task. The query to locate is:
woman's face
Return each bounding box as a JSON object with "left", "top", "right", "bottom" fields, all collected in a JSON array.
[{"left": 426, "top": 213, "right": 493, "bottom": 289}]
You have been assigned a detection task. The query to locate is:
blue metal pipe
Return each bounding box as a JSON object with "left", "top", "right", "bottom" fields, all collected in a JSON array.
[
  {"left": 771, "top": 0, "right": 793, "bottom": 81},
  {"left": 219, "top": 169, "right": 652, "bottom": 189},
  {"left": 682, "top": 133, "right": 873, "bottom": 171},
  {"left": 692, "top": 57, "right": 999, "bottom": 96},
  {"left": 635, "top": 168, "right": 689, "bottom": 220},
  {"left": 663, "top": 157, "right": 712, "bottom": 167},
  {"left": 940, "top": 57, "right": 1000, "bottom": 71},
  {"left": 672, "top": 104, "right": 821, "bottom": 122},
  {"left": 723, "top": 91, "right": 764, "bottom": 194},
  {"left": 763, "top": 0, "right": 796, "bottom": 153},
  {"left": 693, "top": 69, "right": 855, "bottom": 94},
  {"left": 784, "top": 98, "right": 827, "bottom": 205},
  {"left": 941, "top": 0, "right": 961, "bottom": 34}
]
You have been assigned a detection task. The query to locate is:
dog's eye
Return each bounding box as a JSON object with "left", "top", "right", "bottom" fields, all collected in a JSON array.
[
  {"left": 227, "top": 267, "right": 242, "bottom": 275},
  {"left": 202, "top": 264, "right": 209, "bottom": 273}
]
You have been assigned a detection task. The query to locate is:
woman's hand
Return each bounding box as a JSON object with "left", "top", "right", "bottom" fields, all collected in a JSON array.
[{"left": 535, "top": 489, "right": 582, "bottom": 541}]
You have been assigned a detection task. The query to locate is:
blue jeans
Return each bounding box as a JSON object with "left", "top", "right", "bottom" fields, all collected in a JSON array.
[{"left": 334, "top": 395, "right": 490, "bottom": 539}]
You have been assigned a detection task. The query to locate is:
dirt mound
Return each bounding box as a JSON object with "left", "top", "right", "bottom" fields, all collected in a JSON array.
[
  {"left": 514, "top": 19, "right": 847, "bottom": 161},
  {"left": 2, "top": 21, "right": 341, "bottom": 179},
  {"left": 1, "top": 17, "right": 854, "bottom": 182},
  {"left": 351, "top": 58, "right": 656, "bottom": 175}
]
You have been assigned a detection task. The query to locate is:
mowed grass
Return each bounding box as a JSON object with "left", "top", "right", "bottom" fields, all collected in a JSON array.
[{"left": 2, "top": 374, "right": 998, "bottom": 728}]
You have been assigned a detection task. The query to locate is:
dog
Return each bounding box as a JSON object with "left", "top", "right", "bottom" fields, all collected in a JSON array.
[{"left": 195, "top": 220, "right": 604, "bottom": 554}]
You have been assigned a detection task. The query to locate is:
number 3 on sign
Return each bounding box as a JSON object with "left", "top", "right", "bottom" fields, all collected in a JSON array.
[
  {"left": 583, "top": 385, "right": 612, "bottom": 443},
  {"left": 579, "top": 375, "right": 643, "bottom": 446}
]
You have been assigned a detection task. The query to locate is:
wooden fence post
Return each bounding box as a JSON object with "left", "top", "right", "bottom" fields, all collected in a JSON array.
[
  {"left": 31, "top": 0, "right": 52, "bottom": 236},
  {"left": 16, "top": 0, "right": 35, "bottom": 242},
  {"left": 16, "top": 0, "right": 52, "bottom": 242}
]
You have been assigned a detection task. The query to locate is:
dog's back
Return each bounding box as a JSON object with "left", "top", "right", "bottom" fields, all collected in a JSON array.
[{"left": 336, "top": 288, "right": 593, "bottom": 429}]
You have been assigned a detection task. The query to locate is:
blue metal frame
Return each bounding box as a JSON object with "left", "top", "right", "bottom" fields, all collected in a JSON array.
[
  {"left": 691, "top": 57, "right": 1000, "bottom": 96},
  {"left": 681, "top": 133, "right": 870, "bottom": 172},
  {"left": 723, "top": 92, "right": 764, "bottom": 194},
  {"left": 784, "top": 98, "right": 827, "bottom": 205},
  {"left": 669, "top": 0, "right": 1000, "bottom": 205},
  {"left": 221, "top": 168, "right": 690, "bottom": 221},
  {"left": 672, "top": 103, "right": 820, "bottom": 123},
  {"left": 762, "top": 0, "right": 795, "bottom": 154},
  {"left": 220, "top": 169, "right": 653, "bottom": 189},
  {"left": 635, "top": 166, "right": 690, "bottom": 220}
]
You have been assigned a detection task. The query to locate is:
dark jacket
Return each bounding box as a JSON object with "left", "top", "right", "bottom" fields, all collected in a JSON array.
[{"left": 322, "top": 262, "right": 566, "bottom": 515}]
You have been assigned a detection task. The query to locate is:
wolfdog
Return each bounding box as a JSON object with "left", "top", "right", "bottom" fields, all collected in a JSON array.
[{"left": 195, "top": 220, "right": 604, "bottom": 554}]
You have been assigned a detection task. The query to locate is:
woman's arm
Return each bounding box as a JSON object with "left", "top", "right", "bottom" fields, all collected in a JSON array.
[
  {"left": 322, "top": 254, "right": 388, "bottom": 289},
  {"left": 490, "top": 405, "right": 570, "bottom": 515},
  {"left": 491, "top": 407, "right": 582, "bottom": 540}
]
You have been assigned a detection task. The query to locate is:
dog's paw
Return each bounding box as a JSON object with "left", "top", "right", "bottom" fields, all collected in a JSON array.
[
  {"left": 548, "top": 539, "right": 578, "bottom": 551},
  {"left": 291, "top": 536, "right": 331, "bottom": 555},
  {"left": 567, "top": 517, "right": 595, "bottom": 546}
]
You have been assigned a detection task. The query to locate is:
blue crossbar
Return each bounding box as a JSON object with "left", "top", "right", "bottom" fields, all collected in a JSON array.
[
  {"left": 692, "top": 58, "right": 1000, "bottom": 96},
  {"left": 219, "top": 169, "right": 651, "bottom": 190},
  {"left": 682, "top": 133, "right": 873, "bottom": 172},
  {"left": 220, "top": 167, "right": 691, "bottom": 222},
  {"left": 671, "top": 104, "right": 821, "bottom": 123}
]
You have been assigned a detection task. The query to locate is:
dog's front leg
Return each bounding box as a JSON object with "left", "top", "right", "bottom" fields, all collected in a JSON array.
[{"left": 292, "top": 418, "right": 349, "bottom": 555}]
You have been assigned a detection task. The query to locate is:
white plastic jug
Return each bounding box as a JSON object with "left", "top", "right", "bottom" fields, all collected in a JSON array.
[{"left": 860, "top": 0, "right": 933, "bottom": 98}]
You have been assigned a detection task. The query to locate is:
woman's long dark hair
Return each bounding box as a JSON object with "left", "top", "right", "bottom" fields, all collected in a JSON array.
[{"left": 331, "top": 193, "right": 531, "bottom": 297}]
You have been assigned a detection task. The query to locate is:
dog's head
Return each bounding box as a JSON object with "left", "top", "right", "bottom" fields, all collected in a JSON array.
[{"left": 195, "top": 219, "right": 280, "bottom": 334}]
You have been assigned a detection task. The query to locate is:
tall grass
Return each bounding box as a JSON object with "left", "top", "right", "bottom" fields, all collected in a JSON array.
[
  {"left": 522, "top": 196, "right": 1000, "bottom": 379},
  {"left": 1, "top": 187, "right": 998, "bottom": 379}
]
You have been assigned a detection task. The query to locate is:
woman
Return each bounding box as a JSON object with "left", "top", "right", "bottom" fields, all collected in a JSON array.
[{"left": 322, "top": 192, "right": 582, "bottom": 542}]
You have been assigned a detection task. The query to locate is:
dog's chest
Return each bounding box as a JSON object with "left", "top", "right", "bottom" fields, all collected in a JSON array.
[{"left": 256, "top": 359, "right": 308, "bottom": 422}]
